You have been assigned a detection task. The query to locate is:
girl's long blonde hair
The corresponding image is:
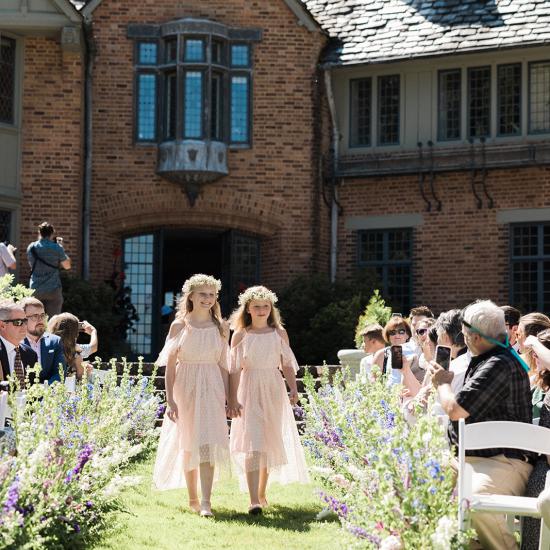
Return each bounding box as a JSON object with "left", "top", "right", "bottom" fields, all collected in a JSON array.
[
  {"left": 175, "top": 274, "right": 226, "bottom": 337},
  {"left": 229, "top": 285, "right": 283, "bottom": 332}
]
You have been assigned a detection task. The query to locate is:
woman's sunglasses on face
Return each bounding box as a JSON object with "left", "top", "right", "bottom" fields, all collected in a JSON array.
[
  {"left": 416, "top": 328, "right": 427, "bottom": 336},
  {"left": 3, "top": 318, "right": 28, "bottom": 327},
  {"left": 388, "top": 328, "right": 407, "bottom": 336}
]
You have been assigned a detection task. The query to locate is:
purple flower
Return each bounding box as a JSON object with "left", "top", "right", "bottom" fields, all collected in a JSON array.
[
  {"left": 65, "top": 444, "right": 93, "bottom": 483},
  {"left": 293, "top": 405, "right": 305, "bottom": 419},
  {"left": 320, "top": 492, "right": 349, "bottom": 518},
  {"left": 347, "top": 524, "right": 381, "bottom": 545},
  {"left": 156, "top": 404, "right": 166, "bottom": 418},
  {"left": 3, "top": 476, "right": 19, "bottom": 513}
]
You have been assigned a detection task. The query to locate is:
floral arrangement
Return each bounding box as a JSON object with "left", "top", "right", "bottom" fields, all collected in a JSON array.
[
  {"left": 0, "top": 358, "right": 161, "bottom": 549},
  {"left": 182, "top": 274, "right": 222, "bottom": 295},
  {"left": 302, "top": 366, "right": 469, "bottom": 549},
  {"left": 238, "top": 285, "right": 278, "bottom": 306}
]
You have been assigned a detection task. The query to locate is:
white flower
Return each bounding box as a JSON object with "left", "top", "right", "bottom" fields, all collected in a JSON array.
[
  {"left": 182, "top": 274, "right": 221, "bottom": 295},
  {"left": 237, "top": 285, "right": 278, "bottom": 306},
  {"left": 430, "top": 515, "right": 457, "bottom": 550},
  {"left": 422, "top": 432, "right": 432, "bottom": 444},
  {"left": 380, "top": 535, "right": 403, "bottom": 550}
]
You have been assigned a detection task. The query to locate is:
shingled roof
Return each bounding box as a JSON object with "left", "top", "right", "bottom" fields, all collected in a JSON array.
[{"left": 302, "top": 0, "right": 550, "bottom": 66}]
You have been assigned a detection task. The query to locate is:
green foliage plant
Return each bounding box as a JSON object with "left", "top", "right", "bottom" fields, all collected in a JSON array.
[
  {"left": 0, "top": 359, "right": 160, "bottom": 549},
  {"left": 0, "top": 274, "right": 34, "bottom": 302},
  {"left": 302, "top": 366, "right": 471, "bottom": 549},
  {"left": 354, "top": 290, "right": 393, "bottom": 348}
]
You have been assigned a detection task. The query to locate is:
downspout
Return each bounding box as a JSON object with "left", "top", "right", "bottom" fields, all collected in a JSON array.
[
  {"left": 82, "top": 20, "right": 95, "bottom": 280},
  {"left": 324, "top": 69, "right": 339, "bottom": 283}
]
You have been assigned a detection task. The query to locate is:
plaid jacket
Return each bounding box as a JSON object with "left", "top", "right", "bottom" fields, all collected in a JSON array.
[{"left": 448, "top": 345, "right": 533, "bottom": 460}]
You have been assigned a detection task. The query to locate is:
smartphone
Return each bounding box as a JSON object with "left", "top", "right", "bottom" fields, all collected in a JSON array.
[
  {"left": 435, "top": 345, "right": 452, "bottom": 371},
  {"left": 78, "top": 321, "right": 85, "bottom": 331},
  {"left": 390, "top": 345, "right": 403, "bottom": 370}
]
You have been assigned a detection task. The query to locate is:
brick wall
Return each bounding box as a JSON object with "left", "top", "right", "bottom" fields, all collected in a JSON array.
[
  {"left": 337, "top": 165, "right": 550, "bottom": 312},
  {"left": 88, "top": 0, "right": 329, "bottom": 291},
  {"left": 18, "top": 37, "right": 83, "bottom": 282}
]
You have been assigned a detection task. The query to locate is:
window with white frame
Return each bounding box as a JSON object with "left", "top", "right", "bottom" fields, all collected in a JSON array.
[
  {"left": 529, "top": 61, "right": 550, "bottom": 134},
  {"left": 350, "top": 78, "right": 372, "bottom": 147},
  {"left": 468, "top": 66, "right": 491, "bottom": 139},
  {"left": 438, "top": 69, "right": 461, "bottom": 141},
  {"left": 497, "top": 63, "right": 521, "bottom": 136}
]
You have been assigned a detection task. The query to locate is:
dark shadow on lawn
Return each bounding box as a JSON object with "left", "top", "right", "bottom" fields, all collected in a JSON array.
[{"left": 210, "top": 504, "right": 339, "bottom": 532}]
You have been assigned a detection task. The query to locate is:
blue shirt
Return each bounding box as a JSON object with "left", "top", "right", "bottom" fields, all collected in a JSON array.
[{"left": 27, "top": 238, "right": 67, "bottom": 291}]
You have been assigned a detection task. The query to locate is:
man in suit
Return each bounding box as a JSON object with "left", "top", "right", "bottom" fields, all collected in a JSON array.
[
  {"left": 20, "top": 297, "right": 66, "bottom": 384},
  {"left": 0, "top": 301, "right": 38, "bottom": 388}
]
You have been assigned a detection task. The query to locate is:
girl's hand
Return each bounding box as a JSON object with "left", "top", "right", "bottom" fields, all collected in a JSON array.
[
  {"left": 166, "top": 400, "right": 178, "bottom": 422},
  {"left": 227, "top": 400, "right": 242, "bottom": 418},
  {"left": 289, "top": 389, "right": 299, "bottom": 406}
]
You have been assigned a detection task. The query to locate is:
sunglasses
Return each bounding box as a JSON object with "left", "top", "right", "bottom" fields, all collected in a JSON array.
[
  {"left": 4, "top": 318, "right": 28, "bottom": 326},
  {"left": 388, "top": 329, "right": 407, "bottom": 336},
  {"left": 416, "top": 328, "right": 428, "bottom": 336}
]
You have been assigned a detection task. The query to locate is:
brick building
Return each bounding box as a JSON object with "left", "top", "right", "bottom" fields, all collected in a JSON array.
[{"left": 2, "top": 0, "right": 550, "bottom": 358}]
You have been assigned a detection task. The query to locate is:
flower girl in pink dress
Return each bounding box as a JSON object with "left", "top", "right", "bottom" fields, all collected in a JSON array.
[
  {"left": 153, "top": 274, "right": 230, "bottom": 517},
  {"left": 228, "top": 286, "right": 309, "bottom": 514}
]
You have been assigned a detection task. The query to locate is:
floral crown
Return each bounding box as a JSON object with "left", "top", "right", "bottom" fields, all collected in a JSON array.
[
  {"left": 182, "top": 274, "right": 222, "bottom": 295},
  {"left": 238, "top": 285, "right": 278, "bottom": 307}
]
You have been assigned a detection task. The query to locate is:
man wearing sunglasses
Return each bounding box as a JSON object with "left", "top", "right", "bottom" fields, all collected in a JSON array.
[
  {"left": 20, "top": 297, "right": 66, "bottom": 385},
  {"left": 0, "top": 301, "right": 38, "bottom": 388},
  {"left": 429, "top": 300, "right": 532, "bottom": 550}
]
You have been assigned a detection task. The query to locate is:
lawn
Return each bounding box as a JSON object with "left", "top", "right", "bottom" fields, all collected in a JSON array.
[{"left": 91, "top": 453, "right": 347, "bottom": 550}]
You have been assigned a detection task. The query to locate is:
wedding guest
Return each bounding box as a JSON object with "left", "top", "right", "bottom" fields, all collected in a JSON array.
[
  {"left": 430, "top": 300, "right": 532, "bottom": 550},
  {"left": 0, "top": 301, "right": 37, "bottom": 388},
  {"left": 20, "top": 297, "right": 66, "bottom": 384},
  {"left": 501, "top": 305, "right": 521, "bottom": 351},
  {"left": 47, "top": 313, "right": 86, "bottom": 382},
  {"left": 359, "top": 323, "right": 385, "bottom": 377},
  {"left": 78, "top": 321, "right": 98, "bottom": 359},
  {"left": 521, "top": 329, "right": 550, "bottom": 550},
  {"left": 0, "top": 242, "right": 16, "bottom": 277}
]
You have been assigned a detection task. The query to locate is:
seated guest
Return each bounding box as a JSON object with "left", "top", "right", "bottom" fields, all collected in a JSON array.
[
  {"left": 516, "top": 312, "right": 550, "bottom": 419},
  {"left": 359, "top": 323, "right": 385, "bottom": 377},
  {"left": 501, "top": 305, "right": 521, "bottom": 351},
  {"left": 47, "top": 313, "right": 87, "bottom": 381},
  {"left": 430, "top": 300, "right": 533, "bottom": 550},
  {"left": 520, "top": 329, "right": 550, "bottom": 550},
  {"left": 0, "top": 301, "right": 37, "bottom": 389},
  {"left": 373, "top": 315, "right": 419, "bottom": 385},
  {"left": 20, "top": 297, "right": 66, "bottom": 384}
]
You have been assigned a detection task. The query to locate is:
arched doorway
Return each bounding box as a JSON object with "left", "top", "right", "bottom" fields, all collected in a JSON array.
[{"left": 122, "top": 228, "right": 260, "bottom": 359}]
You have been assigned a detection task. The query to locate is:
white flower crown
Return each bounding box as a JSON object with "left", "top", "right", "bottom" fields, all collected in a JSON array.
[
  {"left": 238, "top": 285, "right": 278, "bottom": 306},
  {"left": 182, "top": 274, "right": 222, "bottom": 295}
]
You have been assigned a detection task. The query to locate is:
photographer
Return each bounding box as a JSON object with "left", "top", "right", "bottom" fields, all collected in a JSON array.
[{"left": 26, "top": 222, "right": 71, "bottom": 317}]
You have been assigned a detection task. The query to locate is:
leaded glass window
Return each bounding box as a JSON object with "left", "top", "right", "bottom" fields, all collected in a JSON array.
[
  {"left": 184, "top": 71, "right": 203, "bottom": 138},
  {"left": 438, "top": 69, "right": 461, "bottom": 141},
  {"left": 124, "top": 234, "right": 154, "bottom": 356},
  {"left": 358, "top": 228, "right": 412, "bottom": 313},
  {"left": 529, "top": 61, "right": 550, "bottom": 134},
  {"left": 378, "top": 75, "right": 400, "bottom": 145},
  {"left": 468, "top": 66, "right": 491, "bottom": 138},
  {"left": 0, "top": 36, "right": 16, "bottom": 125},
  {"left": 134, "top": 33, "right": 253, "bottom": 146},
  {"left": 510, "top": 224, "right": 550, "bottom": 312},
  {"left": 230, "top": 75, "right": 249, "bottom": 143},
  {"left": 0, "top": 210, "right": 12, "bottom": 243},
  {"left": 498, "top": 63, "right": 521, "bottom": 136},
  {"left": 231, "top": 44, "right": 250, "bottom": 68},
  {"left": 184, "top": 39, "right": 205, "bottom": 62},
  {"left": 137, "top": 73, "right": 157, "bottom": 141},
  {"left": 350, "top": 78, "right": 372, "bottom": 147}
]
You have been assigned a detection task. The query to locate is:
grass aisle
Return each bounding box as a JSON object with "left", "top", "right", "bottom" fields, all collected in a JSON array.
[{"left": 91, "top": 454, "right": 347, "bottom": 550}]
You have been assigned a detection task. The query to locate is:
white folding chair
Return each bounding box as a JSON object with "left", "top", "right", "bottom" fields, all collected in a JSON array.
[
  {"left": 458, "top": 419, "right": 550, "bottom": 549},
  {"left": 0, "top": 391, "right": 7, "bottom": 428},
  {"left": 65, "top": 375, "right": 76, "bottom": 393}
]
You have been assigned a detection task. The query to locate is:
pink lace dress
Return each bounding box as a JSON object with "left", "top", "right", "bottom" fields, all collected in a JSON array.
[
  {"left": 229, "top": 330, "right": 309, "bottom": 488},
  {"left": 153, "top": 324, "right": 230, "bottom": 490}
]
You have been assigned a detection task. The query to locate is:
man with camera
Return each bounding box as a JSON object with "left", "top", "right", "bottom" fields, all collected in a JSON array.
[{"left": 26, "top": 222, "right": 71, "bottom": 317}]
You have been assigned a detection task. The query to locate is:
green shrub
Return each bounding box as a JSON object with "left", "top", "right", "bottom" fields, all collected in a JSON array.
[
  {"left": 278, "top": 273, "right": 377, "bottom": 365},
  {"left": 354, "top": 289, "right": 393, "bottom": 348},
  {"left": 0, "top": 274, "right": 34, "bottom": 302}
]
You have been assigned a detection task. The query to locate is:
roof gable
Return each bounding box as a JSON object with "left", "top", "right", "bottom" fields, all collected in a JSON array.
[
  {"left": 0, "top": 0, "right": 81, "bottom": 32},
  {"left": 303, "top": 0, "right": 550, "bottom": 66}
]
